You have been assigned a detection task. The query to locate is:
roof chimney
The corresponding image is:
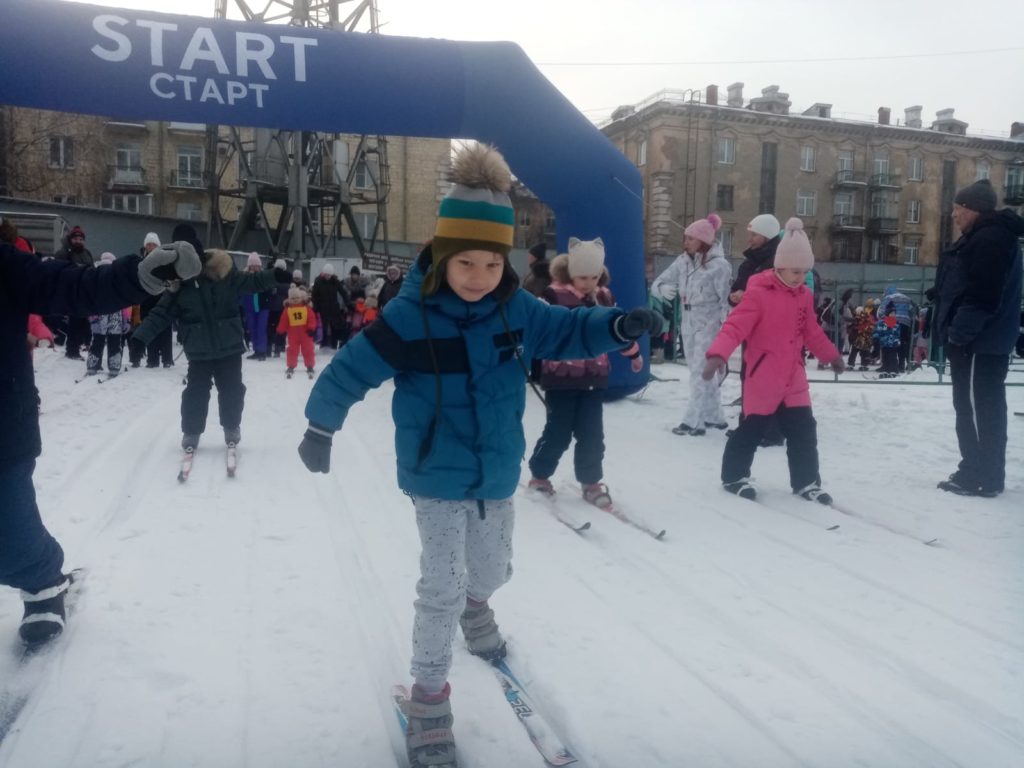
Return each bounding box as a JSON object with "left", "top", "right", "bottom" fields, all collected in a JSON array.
[
  {"left": 1011, "top": 121, "right": 1024, "bottom": 139},
  {"left": 878, "top": 107, "right": 891, "bottom": 125},
  {"left": 904, "top": 106, "right": 922, "bottom": 129},
  {"left": 802, "top": 103, "right": 832, "bottom": 119},
  {"left": 706, "top": 84, "right": 719, "bottom": 106},
  {"left": 726, "top": 82, "right": 744, "bottom": 108},
  {"left": 932, "top": 108, "right": 968, "bottom": 135},
  {"left": 750, "top": 85, "right": 791, "bottom": 115}
]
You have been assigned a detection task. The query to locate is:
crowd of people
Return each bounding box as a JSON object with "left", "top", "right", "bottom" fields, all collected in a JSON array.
[{"left": 1, "top": 145, "right": 1021, "bottom": 768}]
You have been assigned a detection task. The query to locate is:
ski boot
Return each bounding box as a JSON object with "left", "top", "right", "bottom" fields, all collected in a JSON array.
[
  {"left": 182, "top": 433, "right": 200, "bottom": 451},
  {"left": 306, "top": 367, "right": 315, "bottom": 379},
  {"left": 795, "top": 483, "right": 833, "bottom": 505},
  {"left": 704, "top": 421, "right": 729, "bottom": 431},
  {"left": 582, "top": 482, "right": 613, "bottom": 510},
  {"left": 459, "top": 599, "right": 506, "bottom": 662},
  {"left": 19, "top": 574, "right": 71, "bottom": 647},
  {"left": 527, "top": 477, "right": 555, "bottom": 496},
  {"left": 672, "top": 422, "right": 705, "bottom": 436},
  {"left": 286, "top": 368, "right": 295, "bottom": 378},
  {"left": 404, "top": 683, "right": 457, "bottom": 768},
  {"left": 723, "top": 478, "right": 757, "bottom": 500},
  {"left": 224, "top": 426, "right": 241, "bottom": 445}
]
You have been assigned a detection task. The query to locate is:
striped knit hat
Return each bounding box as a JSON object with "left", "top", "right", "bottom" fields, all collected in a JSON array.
[{"left": 424, "top": 144, "right": 515, "bottom": 296}]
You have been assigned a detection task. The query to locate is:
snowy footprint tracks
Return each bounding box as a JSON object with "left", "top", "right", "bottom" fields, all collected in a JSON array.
[{"left": 177, "top": 444, "right": 238, "bottom": 482}]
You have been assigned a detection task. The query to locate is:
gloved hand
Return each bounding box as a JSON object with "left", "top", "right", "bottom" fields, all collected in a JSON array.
[
  {"left": 830, "top": 356, "right": 846, "bottom": 374},
  {"left": 630, "top": 354, "right": 644, "bottom": 373},
  {"left": 274, "top": 268, "right": 292, "bottom": 284},
  {"left": 138, "top": 241, "right": 201, "bottom": 295},
  {"left": 298, "top": 423, "right": 333, "bottom": 473},
  {"left": 614, "top": 308, "right": 664, "bottom": 341},
  {"left": 702, "top": 355, "right": 727, "bottom": 381}
]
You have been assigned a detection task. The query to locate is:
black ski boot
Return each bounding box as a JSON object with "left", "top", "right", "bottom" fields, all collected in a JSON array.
[{"left": 19, "top": 574, "right": 71, "bottom": 647}]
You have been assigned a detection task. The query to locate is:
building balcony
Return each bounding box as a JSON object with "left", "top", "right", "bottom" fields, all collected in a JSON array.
[
  {"left": 169, "top": 170, "right": 209, "bottom": 189},
  {"left": 104, "top": 120, "right": 148, "bottom": 132},
  {"left": 830, "top": 214, "right": 864, "bottom": 231},
  {"left": 107, "top": 165, "right": 146, "bottom": 189},
  {"left": 869, "top": 173, "right": 902, "bottom": 189},
  {"left": 866, "top": 216, "right": 900, "bottom": 235},
  {"left": 832, "top": 170, "right": 868, "bottom": 187},
  {"left": 1005, "top": 184, "right": 1024, "bottom": 205}
]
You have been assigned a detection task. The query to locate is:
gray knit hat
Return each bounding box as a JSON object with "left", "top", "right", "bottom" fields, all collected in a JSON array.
[{"left": 954, "top": 179, "right": 997, "bottom": 213}]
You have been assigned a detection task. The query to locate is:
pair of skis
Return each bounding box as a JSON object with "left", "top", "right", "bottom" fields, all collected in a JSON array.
[
  {"left": 178, "top": 444, "right": 237, "bottom": 482},
  {"left": 525, "top": 484, "right": 666, "bottom": 540},
  {"left": 392, "top": 657, "right": 579, "bottom": 767},
  {"left": 286, "top": 369, "right": 315, "bottom": 379}
]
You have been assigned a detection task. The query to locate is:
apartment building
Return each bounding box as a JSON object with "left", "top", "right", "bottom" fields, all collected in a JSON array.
[{"left": 602, "top": 84, "right": 1024, "bottom": 275}]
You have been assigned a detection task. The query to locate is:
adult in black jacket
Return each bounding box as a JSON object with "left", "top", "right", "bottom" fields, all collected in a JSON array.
[
  {"left": 728, "top": 214, "right": 785, "bottom": 445},
  {"left": 1, "top": 237, "right": 200, "bottom": 645},
  {"left": 54, "top": 225, "right": 96, "bottom": 359},
  {"left": 311, "top": 264, "right": 346, "bottom": 349},
  {"left": 377, "top": 264, "right": 404, "bottom": 310},
  {"left": 523, "top": 242, "right": 551, "bottom": 298},
  {"left": 932, "top": 180, "right": 1024, "bottom": 497}
]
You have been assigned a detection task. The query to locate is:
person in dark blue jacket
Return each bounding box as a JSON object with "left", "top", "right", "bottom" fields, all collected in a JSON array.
[
  {"left": 932, "top": 179, "right": 1024, "bottom": 497},
  {"left": 296, "top": 144, "right": 661, "bottom": 768},
  {"left": 0, "top": 234, "right": 200, "bottom": 646}
]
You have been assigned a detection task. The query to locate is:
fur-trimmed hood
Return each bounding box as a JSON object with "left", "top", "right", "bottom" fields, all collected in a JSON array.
[
  {"left": 548, "top": 253, "right": 610, "bottom": 288},
  {"left": 202, "top": 249, "right": 235, "bottom": 281}
]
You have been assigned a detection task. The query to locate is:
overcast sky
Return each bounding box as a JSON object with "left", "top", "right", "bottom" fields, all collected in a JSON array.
[{"left": 66, "top": 0, "right": 1024, "bottom": 137}]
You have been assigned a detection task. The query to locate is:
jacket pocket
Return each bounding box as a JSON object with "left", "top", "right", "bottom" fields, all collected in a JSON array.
[{"left": 748, "top": 352, "right": 767, "bottom": 378}]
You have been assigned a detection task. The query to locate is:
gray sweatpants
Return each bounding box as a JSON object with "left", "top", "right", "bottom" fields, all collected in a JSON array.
[{"left": 410, "top": 496, "right": 515, "bottom": 692}]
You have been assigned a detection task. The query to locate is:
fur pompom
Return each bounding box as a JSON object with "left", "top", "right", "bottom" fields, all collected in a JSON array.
[
  {"left": 449, "top": 143, "right": 511, "bottom": 193},
  {"left": 707, "top": 213, "right": 722, "bottom": 232},
  {"left": 784, "top": 217, "right": 804, "bottom": 233}
]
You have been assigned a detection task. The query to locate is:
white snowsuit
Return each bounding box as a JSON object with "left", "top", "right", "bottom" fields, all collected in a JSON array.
[
  {"left": 410, "top": 495, "right": 514, "bottom": 692},
  {"left": 651, "top": 245, "right": 733, "bottom": 428}
]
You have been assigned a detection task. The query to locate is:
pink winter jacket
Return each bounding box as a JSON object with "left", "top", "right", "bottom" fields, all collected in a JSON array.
[{"left": 706, "top": 270, "right": 839, "bottom": 416}]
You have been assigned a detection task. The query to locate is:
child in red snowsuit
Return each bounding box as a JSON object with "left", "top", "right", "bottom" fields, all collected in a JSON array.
[
  {"left": 27, "top": 314, "right": 55, "bottom": 356},
  {"left": 276, "top": 286, "right": 318, "bottom": 375}
]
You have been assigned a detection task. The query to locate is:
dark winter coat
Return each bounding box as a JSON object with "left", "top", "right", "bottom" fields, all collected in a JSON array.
[
  {"left": 134, "top": 250, "right": 279, "bottom": 362},
  {"left": 54, "top": 244, "right": 95, "bottom": 268},
  {"left": 311, "top": 274, "right": 345, "bottom": 323},
  {"left": 523, "top": 257, "right": 552, "bottom": 298},
  {"left": 932, "top": 209, "right": 1024, "bottom": 355},
  {"left": 377, "top": 275, "right": 404, "bottom": 309},
  {"left": 729, "top": 235, "right": 780, "bottom": 304},
  {"left": 1, "top": 244, "right": 147, "bottom": 462},
  {"left": 304, "top": 245, "right": 630, "bottom": 501}
]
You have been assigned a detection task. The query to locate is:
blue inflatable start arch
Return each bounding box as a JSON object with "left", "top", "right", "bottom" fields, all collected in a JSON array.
[{"left": 1, "top": 0, "right": 647, "bottom": 394}]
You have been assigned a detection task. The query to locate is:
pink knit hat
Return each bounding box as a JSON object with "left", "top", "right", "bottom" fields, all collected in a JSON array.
[
  {"left": 773, "top": 218, "right": 814, "bottom": 269},
  {"left": 246, "top": 252, "right": 262, "bottom": 269},
  {"left": 684, "top": 213, "right": 722, "bottom": 246}
]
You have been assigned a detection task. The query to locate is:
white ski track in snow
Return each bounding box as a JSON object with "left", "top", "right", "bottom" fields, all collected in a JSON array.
[
  {"left": 0, "top": 570, "right": 86, "bottom": 749},
  {"left": 518, "top": 482, "right": 591, "bottom": 533}
]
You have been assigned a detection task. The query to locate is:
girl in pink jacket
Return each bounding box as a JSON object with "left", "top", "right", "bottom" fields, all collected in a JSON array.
[{"left": 703, "top": 218, "right": 845, "bottom": 504}]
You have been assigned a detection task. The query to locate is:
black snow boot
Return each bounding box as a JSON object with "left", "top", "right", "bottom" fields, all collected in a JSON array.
[{"left": 19, "top": 575, "right": 71, "bottom": 647}]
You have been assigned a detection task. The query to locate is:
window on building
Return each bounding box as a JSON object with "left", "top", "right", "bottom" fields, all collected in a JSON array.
[
  {"left": 796, "top": 189, "right": 817, "bottom": 217},
  {"left": 544, "top": 213, "right": 556, "bottom": 233},
  {"left": 353, "top": 211, "right": 377, "bottom": 240},
  {"left": 637, "top": 140, "right": 647, "bottom": 167},
  {"left": 837, "top": 149, "right": 854, "bottom": 172},
  {"left": 518, "top": 210, "right": 531, "bottom": 228},
  {"left": 868, "top": 238, "right": 885, "bottom": 263},
  {"left": 176, "top": 146, "right": 203, "bottom": 187},
  {"left": 903, "top": 237, "right": 921, "bottom": 265},
  {"left": 832, "top": 238, "right": 854, "bottom": 262},
  {"left": 352, "top": 159, "right": 376, "bottom": 190},
  {"left": 907, "top": 199, "right": 921, "bottom": 224},
  {"left": 48, "top": 137, "right": 74, "bottom": 168},
  {"left": 176, "top": 202, "right": 203, "bottom": 221},
  {"left": 113, "top": 144, "right": 143, "bottom": 184},
  {"left": 908, "top": 155, "right": 923, "bottom": 181},
  {"left": 716, "top": 184, "right": 734, "bottom": 211},
  {"left": 800, "top": 146, "right": 816, "bottom": 172},
  {"left": 1007, "top": 165, "right": 1024, "bottom": 188},
  {"left": 976, "top": 160, "right": 991, "bottom": 181},
  {"left": 103, "top": 193, "right": 153, "bottom": 215},
  {"left": 718, "top": 228, "right": 733, "bottom": 256},
  {"left": 759, "top": 142, "right": 777, "bottom": 214},
  {"left": 873, "top": 152, "right": 889, "bottom": 175},
  {"left": 52, "top": 195, "right": 77, "bottom": 205},
  {"left": 717, "top": 136, "right": 735, "bottom": 165},
  {"left": 833, "top": 191, "right": 854, "bottom": 217}
]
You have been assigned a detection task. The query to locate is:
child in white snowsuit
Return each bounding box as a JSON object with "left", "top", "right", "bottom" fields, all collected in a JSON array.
[
  {"left": 297, "top": 145, "right": 661, "bottom": 768},
  {"left": 527, "top": 238, "right": 644, "bottom": 509},
  {"left": 651, "top": 214, "right": 732, "bottom": 435}
]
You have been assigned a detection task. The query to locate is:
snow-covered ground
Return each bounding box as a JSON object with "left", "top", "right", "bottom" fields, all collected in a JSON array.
[{"left": 2, "top": 348, "right": 1023, "bottom": 768}]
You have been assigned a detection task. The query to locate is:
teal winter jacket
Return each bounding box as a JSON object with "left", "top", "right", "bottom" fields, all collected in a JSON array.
[{"left": 304, "top": 247, "right": 631, "bottom": 501}]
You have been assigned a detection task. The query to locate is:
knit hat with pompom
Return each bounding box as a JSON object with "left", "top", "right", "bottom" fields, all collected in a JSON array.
[
  {"left": 773, "top": 217, "right": 815, "bottom": 270},
  {"left": 424, "top": 143, "right": 515, "bottom": 296},
  {"left": 246, "top": 252, "right": 262, "bottom": 269},
  {"left": 684, "top": 213, "right": 722, "bottom": 247}
]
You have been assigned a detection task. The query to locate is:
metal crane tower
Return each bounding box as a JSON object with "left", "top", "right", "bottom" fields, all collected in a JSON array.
[{"left": 208, "top": 0, "right": 391, "bottom": 267}]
